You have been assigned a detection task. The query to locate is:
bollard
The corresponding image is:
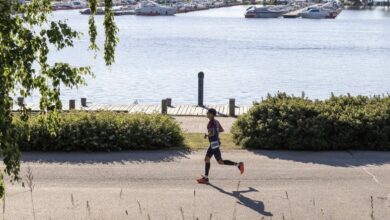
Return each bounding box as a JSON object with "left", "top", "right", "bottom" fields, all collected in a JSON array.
[
  {"left": 229, "top": 98, "right": 235, "bottom": 117},
  {"left": 81, "top": 98, "right": 87, "bottom": 107},
  {"left": 69, "top": 99, "right": 76, "bottom": 110},
  {"left": 17, "top": 97, "right": 24, "bottom": 107},
  {"left": 161, "top": 99, "right": 168, "bottom": 114},
  {"left": 166, "top": 98, "right": 172, "bottom": 107},
  {"left": 198, "top": 72, "right": 204, "bottom": 106}
]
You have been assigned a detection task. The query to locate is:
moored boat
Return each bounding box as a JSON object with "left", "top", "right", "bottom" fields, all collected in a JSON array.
[
  {"left": 301, "top": 7, "right": 329, "bottom": 19},
  {"left": 80, "top": 6, "right": 135, "bottom": 16},
  {"left": 52, "top": 0, "right": 87, "bottom": 11},
  {"left": 135, "top": 1, "right": 176, "bottom": 16},
  {"left": 301, "top": 1, "right": 342, "bottom": 19},
  {"left": 80, "top": 7, "right": 105, "bottom": 15},
  {"left": 245, "top": 5, "right": 294, "bottom": 18}
]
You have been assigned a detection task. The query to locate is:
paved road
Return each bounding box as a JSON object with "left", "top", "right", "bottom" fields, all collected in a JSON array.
[{"left": 3, "top": 150, "right": 390, "bottom": 220}]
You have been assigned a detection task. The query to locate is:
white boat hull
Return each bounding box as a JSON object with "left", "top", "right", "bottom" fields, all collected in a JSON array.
[
  {"left": 135, "top": 1, "right": 176, "bottom": 16},
  {"left": 245, "top": 6, "right": 291, "bottom": 18},
  {"left": 135, "top": 8, "right": 176, "bottom": 16},
  {"left": 246, "top": 11, "right": 284, "bottom": 18},
  {"left": 301, "top": 11, "right": 329, "bottom": 19}
]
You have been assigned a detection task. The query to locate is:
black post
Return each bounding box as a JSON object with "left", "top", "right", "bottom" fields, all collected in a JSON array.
[
  {"left": 81, "top": 98, "right": 87, "bottom": 107},
  {"left": 229, "top": 98, "right": 236, "bottom": 117},
  {"left": 161, "top": 99, "right": 168, "bottom": 114},
  {"left": 69, "top": 100, "right": 76, "bottom": 110},
  {"left": 166, "top": 98, "right": 172, "bottom": 107},
  {"left": 198, "top": 72, "right": 204, "bottom": 106},
  {"left": 17, "top": 97, "right": 24, "bottom": 107}
]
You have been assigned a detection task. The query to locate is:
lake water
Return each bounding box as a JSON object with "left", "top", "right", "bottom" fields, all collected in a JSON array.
[{"left": 39, "top": 6, "right": 390, "bottom": 105}]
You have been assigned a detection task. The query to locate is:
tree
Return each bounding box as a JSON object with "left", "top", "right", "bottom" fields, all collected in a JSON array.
[{"left": 0, "top": 0, "right": 118, "bottom": 181}]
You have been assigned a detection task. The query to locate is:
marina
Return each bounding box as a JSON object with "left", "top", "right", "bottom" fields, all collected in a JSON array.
[
  {"left": 245, "top": 1, "right": 343, "bottom": 19},
  {"left": 77, "top": 0, "right": 246, "bottom": 16},
  {"left": 52, "top": 0, "right": 345, "bottom": 18},
  {"left": 17, "top": 4, "right": 390, "bottom": 105}
]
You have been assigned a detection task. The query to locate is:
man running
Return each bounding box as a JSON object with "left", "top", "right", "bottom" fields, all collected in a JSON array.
[{"left": 197, "top": 108, "right": 244, "bottom": 184}]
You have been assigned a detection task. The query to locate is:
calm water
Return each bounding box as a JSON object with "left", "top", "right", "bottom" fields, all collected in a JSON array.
[{"left": 37, "top": 6, "right": 390, "bottom": 105}]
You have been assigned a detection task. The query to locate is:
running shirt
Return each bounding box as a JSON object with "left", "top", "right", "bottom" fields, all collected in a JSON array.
[{"left": 207, "top": 119, "right": 220, "bottom": 144}]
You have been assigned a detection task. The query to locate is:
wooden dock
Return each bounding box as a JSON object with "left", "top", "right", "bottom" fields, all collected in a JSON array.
[
  {"left": 12, "top": 72, "right": 253, "bottom": 117},
  {"left": 12, "top": 103, "right": 252, "bottom": 117}
]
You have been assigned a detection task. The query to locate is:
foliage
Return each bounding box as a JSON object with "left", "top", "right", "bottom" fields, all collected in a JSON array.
[
  {"left": 232, "top": 93, "right": 390, "bottom": 150},
  {"left": 0, "top": 0, "right": 117, "bottom": 180},
  {"left": 14, "top": 112, "right": 184, "bottom": 151}
]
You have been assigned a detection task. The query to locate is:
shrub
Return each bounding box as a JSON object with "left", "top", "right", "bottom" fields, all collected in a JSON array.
[
  {"left": 232, "top": 93, "right": 390, "bottom": 150},
  {"left": 15, "top": 112, "right": 184, "bottom": 151}
]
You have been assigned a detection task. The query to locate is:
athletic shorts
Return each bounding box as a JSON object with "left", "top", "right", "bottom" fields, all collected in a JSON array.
[{"left": 206, "top": 146, "right": 222, "bottom": 161}]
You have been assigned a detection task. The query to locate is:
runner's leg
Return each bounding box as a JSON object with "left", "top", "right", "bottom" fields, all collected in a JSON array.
[
  {"left": 214, "top": 148, "right": 245, "bottom": 174},
  {"left": 204, "top": 147, "right": 213, "bottom": 177},
  {"left": 214, "top": 148, "right": 238, "bottom": 165}
]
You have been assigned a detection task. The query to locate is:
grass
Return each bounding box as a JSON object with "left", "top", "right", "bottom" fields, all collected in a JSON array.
[{"left": 183, "top": 133, "right": 242, "bottom": 150}]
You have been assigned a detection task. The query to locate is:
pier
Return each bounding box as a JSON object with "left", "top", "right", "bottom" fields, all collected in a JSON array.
[
  {"left": 13, "top": 72, "right": 252, "bottom": 117},
  {"left": 12, "top": 103, "right": 251, "bottom": 117}
]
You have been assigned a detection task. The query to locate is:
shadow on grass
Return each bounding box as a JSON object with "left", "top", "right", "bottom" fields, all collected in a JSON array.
[
  {"left": 249, "top": 150, "right": 390, "bottom": 167},
  {"left": 208, "top": 183, "right": 273, "bottom": 217},
  {"left": 21, "top": 149, "right": 192, "bottom": 164}
]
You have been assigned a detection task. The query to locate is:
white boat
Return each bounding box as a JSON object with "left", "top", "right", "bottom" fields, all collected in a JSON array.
[
  {"left": 301, "top": 2, "right": 342, "bottom": 19},
  {"left": 80, "top": 7, "right": 105, "bottom": 15},
  {"left": 301, "top": 7, "right": 329, "bottom": 19},
  {"left": 245, "top": 6, "right": 293, "bottom": 18},
  {"left": 53, "top": 0, "right": 87, "bottom": 10},
  {"left": 135, "top": 1, "right": 176, "bottom": 16},
  {"left": 80, "top": 6, "right": 135, "bottom": 16}
]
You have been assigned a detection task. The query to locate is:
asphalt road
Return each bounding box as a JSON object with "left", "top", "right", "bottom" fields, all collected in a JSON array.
[{"left": 3, "top": 150, "right": 390, "bottom": 220}]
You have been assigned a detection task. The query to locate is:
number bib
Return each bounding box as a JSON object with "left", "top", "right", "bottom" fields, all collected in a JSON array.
[{"left": 210, "top": 141, "right": 220, "bottom": 149}]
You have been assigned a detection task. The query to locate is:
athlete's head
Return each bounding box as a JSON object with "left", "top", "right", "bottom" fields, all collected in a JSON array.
[{"left": 207, "top": 108, "right": 217, "bottom": 119}]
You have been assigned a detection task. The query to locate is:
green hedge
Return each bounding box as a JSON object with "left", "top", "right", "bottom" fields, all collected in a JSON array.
[
  {"left": 232, "top": 93, "right": 390, "bottom": 150},
  {"left": 15, "top": 112, "right": 184, "bottom": 151}
]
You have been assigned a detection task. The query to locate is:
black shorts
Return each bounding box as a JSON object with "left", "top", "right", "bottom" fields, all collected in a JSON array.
[{"left": 206, "top": 146, "right": 222, "bottom": 161}]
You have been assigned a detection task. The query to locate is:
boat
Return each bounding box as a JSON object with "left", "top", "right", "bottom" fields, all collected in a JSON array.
[
  {"left": 80, "top": 7, "right": 105, "bottom": 15},
  {"left": 135, "top": 1, "right": 176, "bottom": 16},
  {"left": 113, "top": 5, "right": 136, "bottom": 16},
  {"left": 245, "top": 5, "right": 293, "bottom": 18},
  {"left": 301, "top": 2, "right": 342, "bottom": 19},
  {"left": 301, "top": 7, "right": 330, "bottom": 19},
  {"left": 80, "top": 6, "right": 135, "bottom": 16},
  {"left": 52, "top": 0, "right": 87, "bottom": 11}
]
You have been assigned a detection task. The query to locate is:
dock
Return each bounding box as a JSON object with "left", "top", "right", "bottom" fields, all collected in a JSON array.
[
  {"left": 12, "top": 103, "right": 252, "bottom": 117},
  {"left": 12, "top": 72, "right": 253, "bottom": 117}
]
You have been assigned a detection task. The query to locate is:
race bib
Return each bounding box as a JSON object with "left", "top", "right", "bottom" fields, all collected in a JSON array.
[{"left": 210, "top": 141, "right": 220, "bottom": 149}]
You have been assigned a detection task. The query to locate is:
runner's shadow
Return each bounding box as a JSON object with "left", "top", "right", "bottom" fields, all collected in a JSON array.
[{"left": 208, "top": 183, "right": 273, "bottom": 217}]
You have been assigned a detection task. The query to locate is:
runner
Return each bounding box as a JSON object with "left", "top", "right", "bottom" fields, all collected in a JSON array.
[{"left": 197, "top": 108, "right": 244, "bottom": 184}]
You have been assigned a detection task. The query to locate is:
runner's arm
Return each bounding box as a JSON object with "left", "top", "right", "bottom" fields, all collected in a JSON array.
[{"left": 218, "top": 121, "right": 224, "bottom": 132}]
